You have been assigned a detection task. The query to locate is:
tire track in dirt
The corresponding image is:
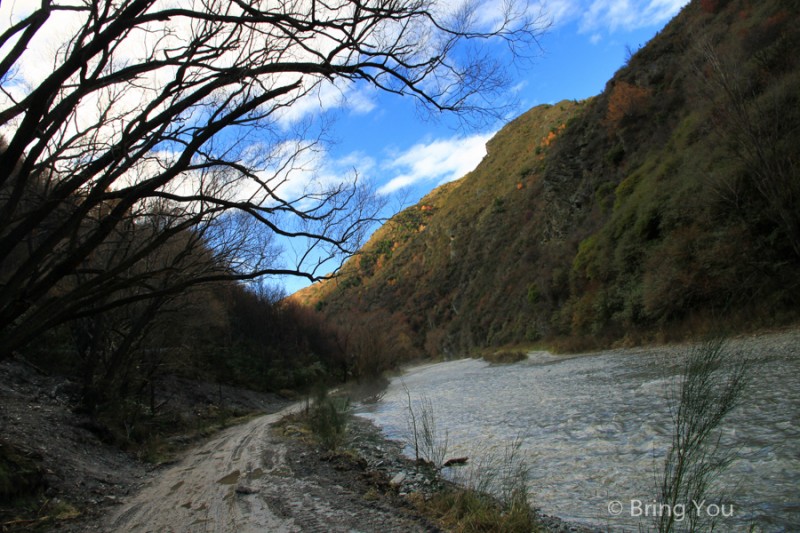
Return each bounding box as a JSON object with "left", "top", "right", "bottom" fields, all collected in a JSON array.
[
  {"left": 103, "top": 402, "right": 431, "bottom": 532},
  {"left": 105, "top": 404, "right": 304, "bottom": 533}
]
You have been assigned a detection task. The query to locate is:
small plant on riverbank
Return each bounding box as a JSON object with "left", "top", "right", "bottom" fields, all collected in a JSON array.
[
  {"left": 402, "top": 384, "right": 536, "bottom": 531},
  {"left": 656, "top": 338, "right": 749, "bottom": 533},
  {"left": 417, "top": 437, "right": 535, "bottom": 532},
  {"left": 403, "top": 384, "right": 449, "bottom": 467},
  {"left": 309, "top": 390, "right": 352, "bottom": 451},
  {"left": 418, "top": 487, "right": 534, "bottom": 533}
]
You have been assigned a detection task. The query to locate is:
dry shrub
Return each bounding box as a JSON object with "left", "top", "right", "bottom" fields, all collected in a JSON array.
[
  {"left": 606, "top": 81, "right": 652, "bottom": 131},
  {"left": 331, "top": 309, "right": 421, "bottom": 379},
  {"left": 424, "top": 327, "right": 450, "bottom": 358},
  {"left": 482, "top": 351, "right": 527, "bottom": 364},
  {"left": 700, "top": 0, "right": 720, "bottom": 14}
]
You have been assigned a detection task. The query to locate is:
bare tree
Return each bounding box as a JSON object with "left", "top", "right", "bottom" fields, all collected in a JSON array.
[{"left": 0, "top": 0, "right": 548, "bottom": 357}]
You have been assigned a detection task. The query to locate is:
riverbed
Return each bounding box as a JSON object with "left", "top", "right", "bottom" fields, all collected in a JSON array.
[{"left": 356, "top": 330, "right": 800, "bottom": 531}]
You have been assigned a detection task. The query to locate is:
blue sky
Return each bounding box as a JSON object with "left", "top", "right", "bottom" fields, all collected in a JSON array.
[{"left": 279, "top": 0, "right": 690, "bottom": 294}]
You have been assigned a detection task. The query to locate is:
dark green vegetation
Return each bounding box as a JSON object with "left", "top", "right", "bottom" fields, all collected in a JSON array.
[
  {"left": 413, "top": 487, "right": 535, "bottom": 533},
  {"left": 14, "top": 283, "right": 350, "bottom": 449},
  {"left": 308, "top": 390, "right": 353, "bottom": 451},
  {"left": 296, "top": 0, "right": 800, "bottom": 355},
  {"left": 482, "top": 351, "right": 528, "bottom": 364}
]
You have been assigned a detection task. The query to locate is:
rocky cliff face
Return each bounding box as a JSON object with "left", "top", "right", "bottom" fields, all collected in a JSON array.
[{"left": 294, "top": 0, "right": 800, "bottom": 356}]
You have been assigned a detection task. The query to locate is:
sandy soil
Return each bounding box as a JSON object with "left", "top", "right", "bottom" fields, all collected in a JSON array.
[
  {"left": 104, "top": 404, "right": 305, "bottom": 532},
  {"left": 96, "top": 404, "right": 434, "bottom": 533}
]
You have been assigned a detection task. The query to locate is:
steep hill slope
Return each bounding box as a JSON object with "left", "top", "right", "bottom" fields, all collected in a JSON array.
[{"left": 293, "top": 0, "right": 800, "bottom": 356}]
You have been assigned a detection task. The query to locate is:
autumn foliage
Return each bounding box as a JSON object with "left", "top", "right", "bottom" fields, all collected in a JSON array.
[{"left": 605, "top": 81, "right": 652, "bottom": 130}]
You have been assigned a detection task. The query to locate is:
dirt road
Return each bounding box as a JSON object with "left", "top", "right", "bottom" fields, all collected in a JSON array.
[{"left": 103, "top": 404, "right": 431, "bottom": 533}]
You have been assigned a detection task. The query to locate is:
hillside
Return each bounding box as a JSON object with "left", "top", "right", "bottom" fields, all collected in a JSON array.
[{"left": 293, "top": 0, "right": 800, "bottom": 356}]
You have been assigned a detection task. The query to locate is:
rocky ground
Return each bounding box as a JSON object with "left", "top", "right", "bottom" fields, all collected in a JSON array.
[{"left": 1, "top": 357, "right": 142, "bottom": 525}]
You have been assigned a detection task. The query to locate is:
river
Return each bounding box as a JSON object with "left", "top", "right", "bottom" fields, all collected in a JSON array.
[{"left": 355, "top": 331, "right": 800, "bottom": 531}]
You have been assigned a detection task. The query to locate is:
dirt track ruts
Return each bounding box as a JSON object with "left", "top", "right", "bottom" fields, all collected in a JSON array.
[
  {"left": 105, "top": 405, "right": 302, "bottom": 532},
  {"left": 102, "top": 403, "right": 431, "bottom": 533}
]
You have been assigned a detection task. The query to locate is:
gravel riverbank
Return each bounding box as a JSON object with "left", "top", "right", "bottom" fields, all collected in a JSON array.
[{"left": 332, "top": 414, "right": 605, "bottom": 532}]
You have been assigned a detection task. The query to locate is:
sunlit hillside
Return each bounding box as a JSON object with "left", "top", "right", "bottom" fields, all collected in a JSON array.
[{"left": 293, "top": 0, "right": 800, "bottom": 355}]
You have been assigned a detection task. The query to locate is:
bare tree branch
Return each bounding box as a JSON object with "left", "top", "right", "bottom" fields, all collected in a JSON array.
[{"left": 0, "top": 0, "right": 547, "bottom": 356}]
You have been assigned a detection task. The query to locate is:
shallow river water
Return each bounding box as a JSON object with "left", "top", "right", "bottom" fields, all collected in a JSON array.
[{"left": 356, "top": 332, "right": 800, "bottom": 531}]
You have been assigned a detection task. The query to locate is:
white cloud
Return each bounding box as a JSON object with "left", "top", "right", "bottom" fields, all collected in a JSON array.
[
  {"left": 275, "top": 79, "right": 377, "bottom": 129},
  {"left": 578, "top": 0, "right": 689, "bottom": 33},
  {"left": 510, "top": 80, "right": 529, "bottom": 94},
  {"left": 329, "top": 151, "right": 376, "bottom": 176},
  {"left": 345, "top": 86, "right": 379, "bottom": 115},
  {"left": 543, "top": 0, "right": 583, "bottom": 28},
  {"left": 248, "top": 144, "right": 375, "bottom": 210},
  {"left": 472, "top": 0, "right": 547, "bottom": 32},
  {"left": 377, "top": 133, "right": 494, "bottom": 195},
  {"left": 0, "top": 0, "right": 380, "bottom": 144},
  {"left": 541, "top": 0, "right": 688, "bottom": 33}
]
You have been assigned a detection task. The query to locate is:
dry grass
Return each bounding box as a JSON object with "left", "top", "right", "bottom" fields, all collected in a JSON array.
[{"left": 481, "top": 351, "right": 527, "bottom": 364}]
